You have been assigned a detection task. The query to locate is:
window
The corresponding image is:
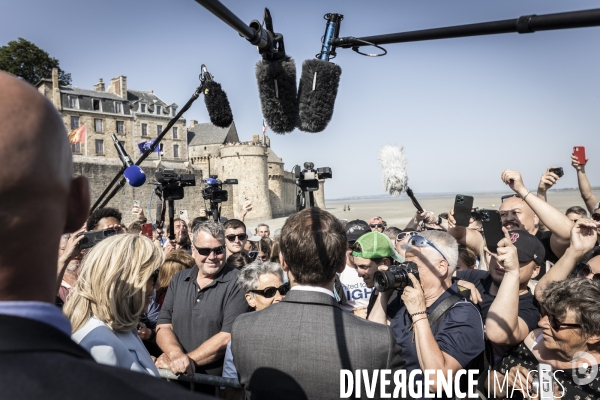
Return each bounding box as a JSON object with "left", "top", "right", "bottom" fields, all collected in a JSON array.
[
  {"left": 172, "top": 108, "right": 176, "bottom": 116},
  {"left": 95, "top": 139, "right": 104, "bottom": 155},
  {"left": 69, "top": 96, "right": 78, "bottom": 109},
  {"left": 156, "top": 105, "right": 162, "bottom": 115},
  {"left": 94, "top": 118, "right": 103, "bottom": 133},
  {"left": 141, "top": 123, "right": 148, "bottom": 137},
  {"left": 141, "top": 103, "right": 146, "bottom": 113},
  {"left": 116, "top": 121, "right": 124, "bottom": 135},
  {"left": 173, "top": 127, "right": 178, "bottom": 139},
  {"left": 157, "top": 125, "right": 163, "bottom": 135},
  {"left": 115, "top": 102, "right": 122, "bottom": 114},
  {"left": 173, "top": 144, "right": 180, "bottom": 158},
  {"left": 70, "top": 116, "right": 79, "bottom": 130},
  {"left": 71, "top": 143, "right": 81, "bottom": 153},
  {"left": 159, "top": 143, "right": 164, "bottom": 153},
  {"left": 93, "top": 99, "right": 101, "bottom": 111}
]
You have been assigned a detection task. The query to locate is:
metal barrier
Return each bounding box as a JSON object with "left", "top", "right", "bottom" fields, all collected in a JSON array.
[{"left": 158, "top": 368, "right": 242, "bottom": 389}]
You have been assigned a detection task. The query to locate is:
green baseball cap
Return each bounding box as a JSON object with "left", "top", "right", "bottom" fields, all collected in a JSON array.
[{"left": 352, "top": 232, "right": 404, "bottom": 262}]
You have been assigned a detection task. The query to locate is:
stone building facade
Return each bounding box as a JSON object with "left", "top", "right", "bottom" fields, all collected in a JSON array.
[{"left": 38, "top": 69, "right": 325, "bottom": 225}]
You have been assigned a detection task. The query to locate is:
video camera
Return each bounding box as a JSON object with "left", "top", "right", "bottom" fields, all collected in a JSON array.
[
  {"left": 293, "top": 162, "right": 332, "bottom": 192},
  {"left": 155, "top": 168, "right": 195, "bottom": 201},
  {"left": 201, "top": 175, "right": 238, "bottom": 222}
]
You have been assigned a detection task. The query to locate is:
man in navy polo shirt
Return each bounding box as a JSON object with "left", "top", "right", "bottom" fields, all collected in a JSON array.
[{"left": 369, "top": 230, "right": 484, "bottom": 398}]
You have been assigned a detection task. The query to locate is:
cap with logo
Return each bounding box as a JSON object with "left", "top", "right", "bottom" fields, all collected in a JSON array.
[
  {"left": 345, "top": 219, "right": 371, "bottom": 242},
  {"left": 508, "top": 230, "right": 545, "bottom": 266},
  {"left": 352, "top": 232, "right": 404, "bottom": 262}
]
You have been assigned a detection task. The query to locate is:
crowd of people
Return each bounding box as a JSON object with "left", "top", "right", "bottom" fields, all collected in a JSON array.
[{"left": 1, "top": 72, "right": 600, "bottom": 400}]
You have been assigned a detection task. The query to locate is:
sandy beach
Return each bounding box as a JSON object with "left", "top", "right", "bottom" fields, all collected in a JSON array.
[{"left": 244, "top": 189, "right": 600, "bottom": 234}]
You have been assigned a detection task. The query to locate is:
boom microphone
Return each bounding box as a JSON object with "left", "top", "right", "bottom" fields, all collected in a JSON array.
[
  {"left": 378, "top": 144, "right": 424, "bottom": 212},
  {"left": 201, "top": 65, "right": 233, "bottom": 128},
  {"left": 297, "top": 13, "right": 344, "bottom": 133},
  {"left": 112, "top": 135, "right": 146, "bottom": 188}
]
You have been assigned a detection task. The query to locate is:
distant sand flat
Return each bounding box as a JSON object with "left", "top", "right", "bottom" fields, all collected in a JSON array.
[{"left": 243, "top": 189, "right": 600, "bottom": 233}]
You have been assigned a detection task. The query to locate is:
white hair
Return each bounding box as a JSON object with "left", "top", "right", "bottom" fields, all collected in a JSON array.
[
  {"left": 409, "top": 230, "right": 459, "bottom": 276},
  {"left": 237, "top": 261, "right": 284, "bottom": 294}
]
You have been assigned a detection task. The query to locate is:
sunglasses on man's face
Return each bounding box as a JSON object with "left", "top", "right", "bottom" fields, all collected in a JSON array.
[
  {"left": 226, "top": 233, "right": 247, "bottom": 242},
  {"left": 194, "top": 245, "right": 225, "bottom": 257},
  {"left": 370, "top": 224, "right": 383, "bottom": 228},
  {"left": 396, "top": 231, "right": 417, "bottom": 242},
  {"left": 576, "top": 262, "right": 600, "bottom": 281},
  {"left": 249, "top": 283, "right": 290, "bottom": 298},
  {"left": 540, "top": 306, "right": 581, "bottom": 332},
  {"left": 410, "top": 235, "right": 448, "bottom": 262}
]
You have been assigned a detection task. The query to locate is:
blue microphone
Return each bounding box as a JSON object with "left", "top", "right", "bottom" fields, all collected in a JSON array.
[{"left": 112, "top": 135, "right": 146, "bottom": 187}]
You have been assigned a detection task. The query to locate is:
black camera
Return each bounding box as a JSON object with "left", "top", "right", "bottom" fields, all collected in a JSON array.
[
  {"left": 549, "top": 167, "right": 564, "bottom": 178},
  {"left": 201, "top": 175, "right": 237, "bottom": 203},
  {"left": 373, "top": 261, "right": 420, "bottom": 292},
  {"left": 293, "top": 162, "right": 332, "bottom": 192},
  {"left": 78, "top": 228, "right": 117, "bottom": 249},
  {"left": 155, "top": 168, "right": 196, "bottom": 201}
]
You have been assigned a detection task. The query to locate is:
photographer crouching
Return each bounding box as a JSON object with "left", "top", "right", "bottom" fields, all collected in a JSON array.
[{"left": 368, "top": 230, "right": 484, "bottom": 398}]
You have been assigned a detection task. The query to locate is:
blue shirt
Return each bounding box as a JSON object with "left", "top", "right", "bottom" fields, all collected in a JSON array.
[
  {"left": 388, "top": 283, "right": 484, "bottom": 398},
  {"left": 0, "top": 301, "right": 71, "bottom": 336}
]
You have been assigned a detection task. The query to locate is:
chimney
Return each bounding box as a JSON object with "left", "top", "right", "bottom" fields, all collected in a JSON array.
[
  {"left": 93, "top": 78, "right": 105, "bottom": 92},
  {"left": 51, "top": 68, "right": 61, "bottom": 110},
  {"left": 189, "top": 120, "right": 198, "bottom": 128},
  {"left": 252, "top": 134, "right": 259, "bottom": 143},
  {"left": 108, "top": 75, "right": 127, "bottom": 98}
]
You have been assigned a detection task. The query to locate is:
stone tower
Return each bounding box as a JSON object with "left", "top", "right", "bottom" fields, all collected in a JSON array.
[{"left": 219, "top": 144, "right": 272, "bottom": 220}]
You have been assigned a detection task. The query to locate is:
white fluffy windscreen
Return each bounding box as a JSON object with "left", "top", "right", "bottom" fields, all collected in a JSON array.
[{"left": 378, "top": 144, "right": 408, "bottom": 196}]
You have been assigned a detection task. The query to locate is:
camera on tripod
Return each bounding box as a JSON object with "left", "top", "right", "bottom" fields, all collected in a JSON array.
[
  {"left": 293, "top": 162, "right": 332, "bottom": 192},
  {"left": 155, "top": 168, "right": 196, "bottom": 200},
  {"left": 201, "top": 175, "right": 238, "bottom": 221}
]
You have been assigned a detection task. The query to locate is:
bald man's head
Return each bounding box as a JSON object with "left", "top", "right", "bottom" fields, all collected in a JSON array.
[{"left": 0, "top": 72, "right": 89, "bottom": 302}]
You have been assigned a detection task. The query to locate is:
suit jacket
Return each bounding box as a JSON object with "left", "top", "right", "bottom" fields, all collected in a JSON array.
[
  {"left": 231, "top": 289, "right": 406, "bottom": 400},
  {"left": 0, "top": 314, "right": 215, "bottom": 400},
  {"left": 72, "top": 316, "right": 159, "bottom": 376}
]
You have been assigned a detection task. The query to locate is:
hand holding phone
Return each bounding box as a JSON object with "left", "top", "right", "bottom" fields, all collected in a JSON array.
[
  {"left": 481, "top": 210, "right": 504, "bottom": 253},
  {"left": 243, "top": 197, "right": 252, "bottom": 212},
  {"left": 573, "top": 146, "right": 587, "bottom": 166},
  {"left": 179, "top": 210, "right": 189, "bottom": 222},
  {"left": 453, "top": 195, "right": 474, "bottom": 227}
]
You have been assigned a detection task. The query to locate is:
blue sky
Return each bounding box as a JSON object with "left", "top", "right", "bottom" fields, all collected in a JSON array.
[{"left": 2, "top": 0, "right": 600, "bottom": 198}]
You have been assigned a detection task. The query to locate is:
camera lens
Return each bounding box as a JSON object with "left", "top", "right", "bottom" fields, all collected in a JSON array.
[{"left": 374, "top": 271, "right": 391, "bottom": 292}]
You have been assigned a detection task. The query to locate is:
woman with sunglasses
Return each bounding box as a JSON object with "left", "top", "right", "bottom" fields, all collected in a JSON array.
[
  {"left": 221, "top": 261, "right": 288, "bottom": 398},
  {"left": 489, "top": 278, "right": 600, "bottom": 399}
]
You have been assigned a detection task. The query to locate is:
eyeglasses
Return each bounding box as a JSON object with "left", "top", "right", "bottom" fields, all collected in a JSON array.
[
  {"left": 194, "top": 245, "right": 225, "bottom": 256},
  {"left": 592, "top": 213, "right": 600, "bottom": 222},
  {"left": 540, "top": 306, "right": 581, "bottom": 331},
  {"left": 501, "top": 194, "right": 520, "bottom": 202},
  {"left": 226, "top": 233, "right": 247, "bottom": 242},
  {"left": 410, "top": 235, "right": 447, "bottom": 262},
  {"left": 396, "top": 231, "right": 418, "bottom": 242},
  {"left": 370, "top": 224, "right": 383, "bottom": 228},
  {"left": 576, "top": 262, "right": 600, "bottom": 281},
  {"left": 249, "top": 283, "right": 290, "bottom": 298}
]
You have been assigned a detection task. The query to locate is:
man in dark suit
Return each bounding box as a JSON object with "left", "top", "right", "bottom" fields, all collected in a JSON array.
[
  {"left": 0, "top": 71, "right": 213, "bottom": 399},
  {"left": 231, "top": 207, "right": 406, "bottom": 400}
]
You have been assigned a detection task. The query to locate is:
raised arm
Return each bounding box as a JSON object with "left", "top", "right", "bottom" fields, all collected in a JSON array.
[
  {"left": 404, "top": 210, "right": 430, "bottom": 231},
  {"left": 572, "top": 154, "right": 598, "bottom": 214},
  {"left": 485, "top": 228, "right": 530, "bottom": 346},
  {"left": 447, "top": 209, "right": 484, "bottom": 250},
  {"left": 536, "top": 166, "right": 561, "bottom": 201},
  {"left": 535, "top": 219, "right": 598, "bottom": 301},
  {"left": 502, "top": 169, "right": 573, "bottom": 257}
]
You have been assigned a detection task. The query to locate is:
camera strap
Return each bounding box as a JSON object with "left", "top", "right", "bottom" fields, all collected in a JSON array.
[{"left": 427, "top": 286, "right": 471, "bottom": 334}]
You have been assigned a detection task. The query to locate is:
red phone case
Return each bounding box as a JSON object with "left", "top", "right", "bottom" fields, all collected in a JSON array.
[
  {"left": 141, "top": 223, "right": 153, "bottom": 239},
  {"left": 574, "top": 146, "right": 586, "bottom": 165}
]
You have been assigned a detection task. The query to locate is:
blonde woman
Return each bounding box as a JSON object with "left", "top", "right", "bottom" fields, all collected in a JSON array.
[{"left": 63, "top": 234, "right": 163, "bottom": 376}]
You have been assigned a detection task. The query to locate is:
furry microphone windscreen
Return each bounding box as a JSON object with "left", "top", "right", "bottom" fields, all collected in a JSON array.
[
  {"left": 297, "top": 59, "right": 341, "bottom": 133},
  {"left": 203, "top": 80, "right": 234, "bottom": 128},
  {"left": 255, "top": 56, "right": 299, "bottom": 134},
  {"left": 379, "top": 144, "right": 408, "bottom": 196}
]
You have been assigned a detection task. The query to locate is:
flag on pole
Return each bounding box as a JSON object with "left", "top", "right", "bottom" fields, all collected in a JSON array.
[
  {"left": 137, "top": 139, "right": 161, "bottom": 154},
  {"left": 262, "top": 119, "right": 268, "bottom": 134},
  {"left": 68, "top": 124, "right": 87, "bottom": 144}
]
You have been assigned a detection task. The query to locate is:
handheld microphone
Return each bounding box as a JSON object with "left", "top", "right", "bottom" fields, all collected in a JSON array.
[
  {"left": 254, "top": 9, "right": 298, "bottom": 134},
  {"left": 297, "top": 14, "right": 344, "bottom": 133},
  {"left": 201, "top": 65, "right": 233, "bottom": 128},
  {"left": 112, "top": 135, "right": 146, "bottom": 188},
  {"left": 379, "top": 144, "right": 423, "bottom": 212}
]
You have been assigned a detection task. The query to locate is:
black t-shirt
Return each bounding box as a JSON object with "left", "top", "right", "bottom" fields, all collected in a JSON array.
[
  {"left": 455, "top": 269, "right": 540, "bottom": 332},
  {"left": 536, "top": 230, "right": 558, "bottom": 280}
]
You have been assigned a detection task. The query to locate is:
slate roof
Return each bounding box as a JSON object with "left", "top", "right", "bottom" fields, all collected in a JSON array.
[
  {"left": 266, "top": 147, "right": 283, "bottom": 164},
  {"left": 127, "top": 90, "right": 176, "bottom": 114},
  {"left": 60, "top": 86, "right": 124, "bottom": 101},
  {"left": 188, "top": 122, "right": 237, "bottom": 146}
]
